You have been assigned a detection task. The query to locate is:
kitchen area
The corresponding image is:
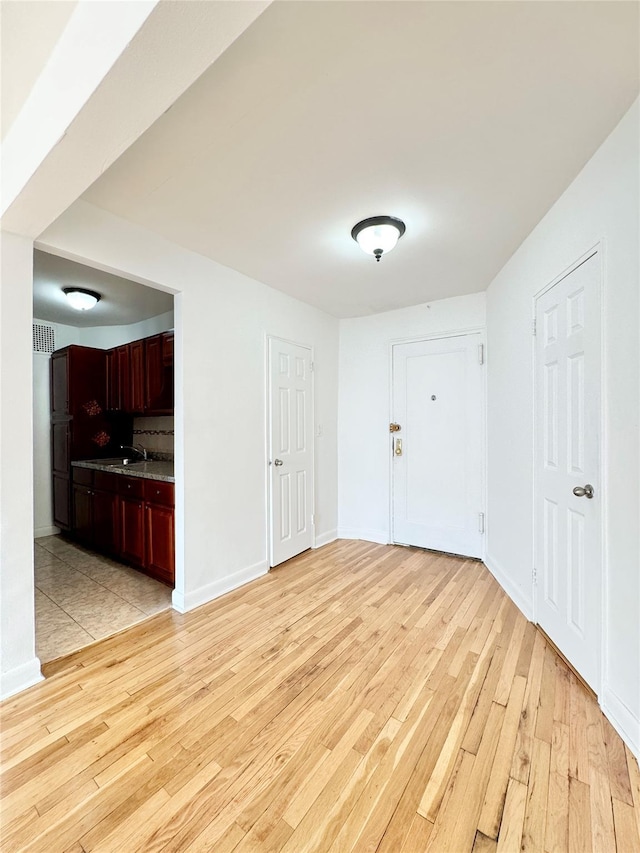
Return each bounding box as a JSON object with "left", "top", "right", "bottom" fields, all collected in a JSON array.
[{"left": 33, "top": 251, "right": 176, "bottom": 664}]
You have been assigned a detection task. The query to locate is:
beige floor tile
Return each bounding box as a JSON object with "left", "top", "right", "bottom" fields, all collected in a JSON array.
[
  {"left": 35, "top": 565, "right": 97, "bottom": 604},
  {"left": 71, "top": 602, "right": 149, "bottom": 640},
  {"left": 35, "top": 590, "right": 95, "bottom": 663},
  {"left": 34, "top": 537, "right": 173, "bottom": 660},
  {"left": 37, "top": 622, "right": 95, "bottom": 663},
  {"left": 78, "top": 562, "right": 171, "bottom": 614},
  {"left": 34, "top": 545, "right": 60, "bottom": 568}
]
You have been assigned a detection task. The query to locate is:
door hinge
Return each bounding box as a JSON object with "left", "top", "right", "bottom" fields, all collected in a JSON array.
[
  {"left": 310, "top": 361, "right": 315, "bottom": 372},
  {"left": 478, "top": 512, "right": 485, "bottom": 534},
  {"left": 311, "top": 513, "right": 315, "bottom": 525},
  {"left": 532, "top": 565, "right": 537, "bottom": 585},
  {"left": 478, "top": 344, "right": 484, "bottom": 365},
  {"left": 532, "top": 318, "right": 537, "bottom": 336}
]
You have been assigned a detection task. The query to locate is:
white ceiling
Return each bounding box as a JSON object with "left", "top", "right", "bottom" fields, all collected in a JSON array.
[
  {"left": 0, "top": 1, "right": 77, "bottom": 140},
  {"left": 82, "top": 1, "right": 639, "bottom": 318},
  {"left": 33, "top": 250, "right": 173, "bottom": 327}
]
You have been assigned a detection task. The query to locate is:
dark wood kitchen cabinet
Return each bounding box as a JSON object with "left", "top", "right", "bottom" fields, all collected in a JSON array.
[
  {"left": 119, "top": 476, "right": 174, "bottom": 583},
  {"left": 144, "top": 333, "right": 173, "bottom": 414},
  {"left": 111, "top": 342, "right": 146, "bottom": 413},
  {"left": 70, "top": 466, "right": 174, "bottom": 585},
  {"left": 105, "top": 349, "right": 116, "bottom": 411},
  {"left": 51, "top": 346, "right": 110, "bottom": 530},
  {"left": 118, "top": 473, "right": 146, "bottom": 567},
  {"left": 53, "top": 473, "right": 71, "bottom": 529},
  {"left": 129, "top": 340, "right": 145, "bottom": 413},
  {"left": 119, "top": 497, "right": 145, "bottom": 568},
  {"left": 72, "top": 482, "right": 93, "bottom": 545},
  {"left": 114, "top": 345, "right": 129, "bottom": 412},
  {"left": 144, "top": 479, "right": 175, "bottom": 582},
  {"left": 93, "top": 472, "right": 120, "bottom": 555},
  {"left": 145, "top": 503, "right": 174, "bottom": 584},
  {"left": 72, "top": 468, "right": 119, "bottom": 554},
  {"left": 107, "top": 332, "right": 173, "bottom": 415}
]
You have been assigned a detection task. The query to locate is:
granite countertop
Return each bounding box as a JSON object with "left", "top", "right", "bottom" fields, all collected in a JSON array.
[{"left": 72, "top": 458, "right": 175, "bottom": 483}]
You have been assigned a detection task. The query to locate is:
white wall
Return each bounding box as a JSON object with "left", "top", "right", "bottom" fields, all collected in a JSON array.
[
  {"left": 1, "top": 232, "right": 43, "bottom": 698},
  {"left": 37, "top": 200, "right": 339, "bottom": 614},
  {"left": 338, "top": 293, "right": 486, "bottom": 543},
  {"left": 486, "top": 98, "right": 640, "bottom": 754},
  {"left": 76, "top": 310, "right": 174, "bottom": 349},
  {"left": 32, "top": 312, "right": 175, "bottom": 536}
]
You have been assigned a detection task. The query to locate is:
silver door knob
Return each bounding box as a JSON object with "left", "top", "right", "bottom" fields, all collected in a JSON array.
[
  {"left": 274, "top": 459, "right": 283, "bottom": 467},
  {"left": 573, "top": 484, "right": 594, "bottom": 499}
]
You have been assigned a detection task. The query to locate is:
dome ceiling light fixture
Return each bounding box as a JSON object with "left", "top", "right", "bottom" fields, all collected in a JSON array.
[
  {"left": 351, "top": 215, "right": 406, "bottom": 262},
  {"left": 63, "top": 287, "right": 101, "bottom": 311}
]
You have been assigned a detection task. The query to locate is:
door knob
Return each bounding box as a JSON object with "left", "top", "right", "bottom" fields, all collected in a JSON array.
[
  {"left": 274, "top": 459, "right": 284, "bottom": 467},
  {"left": 572, "top": 484, "right": 594, "bottom": 499}
]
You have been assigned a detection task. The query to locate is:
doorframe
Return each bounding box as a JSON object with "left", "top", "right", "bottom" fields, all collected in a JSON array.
[
  {"left": 30, "top": 242, "right": 184, "bottom": 614},
  {"left": 531, "top": 241, "right": 606, "bottom": 696},
  {"left": 388, "top": 326, "right": 487, "bottom": 556},
  {"left": 265, "top": 334, "right": 316, "bottom": 568}
]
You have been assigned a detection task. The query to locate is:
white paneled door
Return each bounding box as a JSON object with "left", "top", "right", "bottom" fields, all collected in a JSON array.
[
  {"left": 534, "top": 252, "right": 601, "bottom": 691},
  {"left": 392, "top": 334, "right": 484, "bottom": 558},
  {"left": 268, "top": 338, "right": 314, "bottom": 567}
]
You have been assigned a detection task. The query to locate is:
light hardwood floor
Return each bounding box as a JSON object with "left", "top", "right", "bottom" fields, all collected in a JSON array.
[{"left": 1, "top": 541, "right": 638, "bottom": 852}]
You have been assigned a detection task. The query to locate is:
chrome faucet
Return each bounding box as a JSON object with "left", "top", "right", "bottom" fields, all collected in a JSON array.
[{"left": 120, "top": 444, "right": 148, "bottom": 461}]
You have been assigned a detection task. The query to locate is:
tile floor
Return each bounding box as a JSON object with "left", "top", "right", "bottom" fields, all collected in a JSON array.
[{"left": 35, "top": 535, "right": 172, "bottom": 663}]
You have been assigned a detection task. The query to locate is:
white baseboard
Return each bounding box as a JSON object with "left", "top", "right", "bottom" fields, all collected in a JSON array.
[
  {"left": 601, "top": 683, "right": 640, "bottom": 759},
  {"left": 172, "top": 559, "right": 269, "bottom": 614},
  {"left": 483, "top": 551, "right": 534, "bottom": 621},
  {"left": 313, "top": 529, "right": 338, "bottom": 549},
  {"left": 337, "top": 527, "right": 390, "bottom": 545},
  {"left": 1, "top": 657, "right": 44, "bottom": 701},
  {"left": 34, "top": 526, "right": 60, "bottom": 539}
]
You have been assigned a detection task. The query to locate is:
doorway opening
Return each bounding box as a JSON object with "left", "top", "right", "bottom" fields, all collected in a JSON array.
[{"left": 32, "top": 249, "right": 178, "bottom": 665}]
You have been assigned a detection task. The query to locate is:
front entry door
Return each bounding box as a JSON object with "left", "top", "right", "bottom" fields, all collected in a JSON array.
[
  {"left": 268, "top": 337, "right": 314, "bottom": 567},
  {"left": 534, "top": 252, "right": 601, "bottom": 691},
  {"left": 392, "top": 334, "right": 484, "bottom": 558}
]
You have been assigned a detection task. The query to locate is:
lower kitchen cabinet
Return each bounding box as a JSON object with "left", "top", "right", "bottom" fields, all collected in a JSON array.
[
  {"left": 145, "top": 503, "right": 175, "bottom": 584},
  {"left": 53, "top": 473, "right": 71, "bottom": 529},
  {"left": 72, "top": 483, "right": 94, "bottom": 545},
  {"left": 93, "top": 489, "right": 119, "bottom": 555},
  {"left": 119, "top": 496, "right": 146, "bottom": 568},
  {"left": 70, "top": 467, "right": 174, "bottom": 585}
]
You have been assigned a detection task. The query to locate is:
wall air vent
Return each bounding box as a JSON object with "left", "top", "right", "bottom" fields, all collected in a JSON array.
[{"left": 33, "top": 323, "right": 55, "bottom": 353}]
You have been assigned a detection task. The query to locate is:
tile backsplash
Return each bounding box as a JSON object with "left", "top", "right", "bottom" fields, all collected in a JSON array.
[{"left": 133, "top": 416, "right": 174, "bottom": 457}]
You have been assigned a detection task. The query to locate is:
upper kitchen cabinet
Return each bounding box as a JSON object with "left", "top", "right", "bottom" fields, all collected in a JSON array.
[
  {"left": 129, "top": 339, "right": 145, "bottom": 414},
  {"left": 109, "top": 342, "right": 143, "bottom": 414},
  {"left": 107, "top": 331, "right": 173, "bottom": 416},
  {"left": 51, "top": 346, "right": 107, "bottom": 418},
  {"left": 145, "top": 332, "right": 174, "bottom": 415}
]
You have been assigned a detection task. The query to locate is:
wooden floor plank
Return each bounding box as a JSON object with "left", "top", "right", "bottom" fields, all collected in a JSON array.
[
  {"left": 496, "top": 777, "right": 528, "bottom": 853},
  {"left": 0, "top": 541, "right": 636, "bottom": 853}
]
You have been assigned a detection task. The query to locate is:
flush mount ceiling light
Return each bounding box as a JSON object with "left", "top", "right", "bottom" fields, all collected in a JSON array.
[
  {"left": 63, "top": 287, "right": 101, "bottom": 311},
  {"left": 351, "top": 215, "right": 406, "bottom": 262}
]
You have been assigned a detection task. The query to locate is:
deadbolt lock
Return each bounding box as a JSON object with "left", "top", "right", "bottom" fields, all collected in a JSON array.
[{"left": 389, "top": 423, "right": 401, "bottom": 432}]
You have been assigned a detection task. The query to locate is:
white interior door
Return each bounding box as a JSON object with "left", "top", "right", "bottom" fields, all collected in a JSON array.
[
  {"left": 534, "top": 252, "right": 601, "bottom": 690},
  {"left": 268, "top": 338, "right": 314, "bottom": 567},
  {"left": 392, "top": 334, "right": 484, "bottom": 558}
]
